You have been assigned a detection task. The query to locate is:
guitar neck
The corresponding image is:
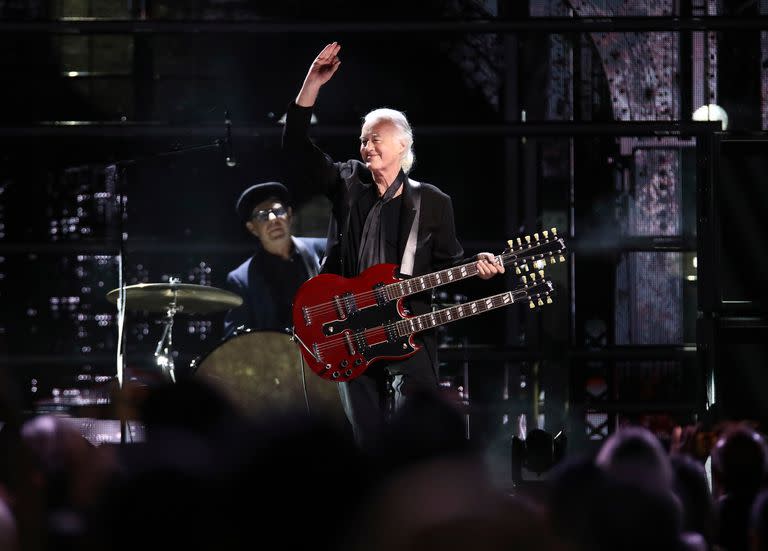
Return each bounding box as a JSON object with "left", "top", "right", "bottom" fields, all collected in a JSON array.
[
  {"left": 393, "top": 288, "right": 526, "bottom": 337},
  {"left": 384, "top": 260, "right": 483, "bottom": 300},
  {"left": 383, "top": 237, "right": 564, "bottom": 301}
]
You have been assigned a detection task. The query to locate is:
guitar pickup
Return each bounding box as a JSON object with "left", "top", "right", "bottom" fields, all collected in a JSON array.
[
  {"left": 373, "top": 283, "right": 388, "bottom": 306},
  {"left": 332, "top": 292, "right": 359, "bottom": 319},
  {"left": 342, "top": 292, "right": 358, "bottom": 316},
  {"left": 353, "top": 330, "right": 368, "bottom": 352}
]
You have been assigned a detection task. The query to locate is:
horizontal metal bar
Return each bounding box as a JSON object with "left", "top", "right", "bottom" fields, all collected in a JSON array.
[
  {"left": 0, "top": 121, "right": 722, "bottom": 138},
  {"left": 571, "top": 235, "right": 698, "bottom": 253},
  {"left": 0, "top": 345, "right": 698, "bottom": 368},
  {"left": 0, "top": 242, "right": 259, "bottom": 255},
  {"left": 2, "top": 16, "right": 768, "bottom": 34},
  {"left": 437, "top": 345, "right": 696, "bottom": 362},
  {"left": 582, "top": 401, "right": 700, "bottom": 413},
  {"left": 0, "top": 235, "right": 696, "bottom": 255}
]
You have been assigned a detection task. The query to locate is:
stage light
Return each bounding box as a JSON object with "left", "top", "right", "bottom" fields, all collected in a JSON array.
[
  {"left": 511, "top": 428, "right": 567, "bottom": 484},
  {"left": 693, "top": 103, "right": 728, "bottom": 131}
]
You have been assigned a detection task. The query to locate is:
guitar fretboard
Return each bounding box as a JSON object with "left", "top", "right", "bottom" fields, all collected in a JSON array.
[
  {"left": 382, "top": 236, "right": 564, "bottom": 301},
  {"left": 384, "top": 262, "right": 482, "bottom": 300},
  {"left": 394, "top": 290, "right": 519, "bottom": 336}
]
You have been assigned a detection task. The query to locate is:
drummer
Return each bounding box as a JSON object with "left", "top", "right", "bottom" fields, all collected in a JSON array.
[{"left": 223, "top": 181, "right": 325, "bottom": 337}]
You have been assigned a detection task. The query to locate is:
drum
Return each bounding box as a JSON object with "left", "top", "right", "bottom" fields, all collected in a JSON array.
[{"left": 190, "top": 329, "right": 347, "bottom": 425}]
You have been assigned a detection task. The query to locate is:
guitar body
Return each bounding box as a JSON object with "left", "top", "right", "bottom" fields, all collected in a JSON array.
[{"left": 291, "top": 264, "right": 419, "bottom": 382}]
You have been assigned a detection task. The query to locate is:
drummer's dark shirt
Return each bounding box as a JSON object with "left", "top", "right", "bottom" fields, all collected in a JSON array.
[{"left": 257, "top": 245, "right": 310, "bottom": 331}]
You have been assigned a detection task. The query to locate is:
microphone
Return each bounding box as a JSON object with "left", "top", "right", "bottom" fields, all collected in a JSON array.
[{"left": 223, "top": 110, "right": 237, "bottom": 168}]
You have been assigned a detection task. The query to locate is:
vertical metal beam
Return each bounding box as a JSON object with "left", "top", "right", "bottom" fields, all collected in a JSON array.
[
  {"left": 499, "top": 0, "right": 527, "bottom": 439},
  {"left": 500, "top": 3, "right": 522, "bottom": 349},
  {"left": 131, "top": 0, "right": 153, "bottom": 120},
  {"left": 681, "top": 0, "right": 694, "bottom": 123}
]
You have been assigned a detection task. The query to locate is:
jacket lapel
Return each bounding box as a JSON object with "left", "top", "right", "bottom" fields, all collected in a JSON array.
[{"left": 398, "top": 178, "right": 421, "bottom": 275}]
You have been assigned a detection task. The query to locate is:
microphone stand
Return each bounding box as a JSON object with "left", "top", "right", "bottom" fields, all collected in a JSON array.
[{"left": 110, "top": 124, "right": 233, "bottom": 444}]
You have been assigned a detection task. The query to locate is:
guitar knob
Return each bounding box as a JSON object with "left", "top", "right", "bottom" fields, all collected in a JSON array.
[
  {"left": 341, "top": 359, "right": 349, "bottom": 368},
  {"left": 345, "top": 369, "right": 353, "bottom": 377},
  {"left": 324, "top": 364, "right": 331, "bottom": 370},
  {"left": 332, "top": 371, "right": 340, "bottom": 379},
  {"left": 354, "top": 358, "right": 363, "bottom": 366}
]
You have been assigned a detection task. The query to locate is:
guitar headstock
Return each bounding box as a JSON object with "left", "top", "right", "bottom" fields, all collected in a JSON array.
[
  {"left": 516, "top": 270, "right": 555, "bottom": 310},
  {"left": 502, "top": 227, "right": 567, "bottom": 275}
]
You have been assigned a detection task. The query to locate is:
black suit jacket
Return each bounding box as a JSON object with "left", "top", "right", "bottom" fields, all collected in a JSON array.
[
  {"left": 282, "top": 102, "right": 465, "bottom": 284},
  {"left": 223, "top": 236, "right": 325, "bottom": 337}
]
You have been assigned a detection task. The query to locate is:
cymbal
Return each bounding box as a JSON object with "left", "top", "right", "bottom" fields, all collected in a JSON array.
[{"left": 106, "top": 283, "right": 243, "bottom": 314}]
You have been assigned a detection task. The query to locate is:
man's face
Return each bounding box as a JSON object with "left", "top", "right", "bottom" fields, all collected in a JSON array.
[
  {"left": 245, "top": 198, "right": 292, "bottom": 246},
  {"left": 359, "top": 120, "right": 406, "bottom": 174}
]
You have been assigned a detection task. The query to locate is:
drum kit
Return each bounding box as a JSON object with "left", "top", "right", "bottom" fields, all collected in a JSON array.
[{"left": 105, "top": 279, "right": 346, "bottom": 423}]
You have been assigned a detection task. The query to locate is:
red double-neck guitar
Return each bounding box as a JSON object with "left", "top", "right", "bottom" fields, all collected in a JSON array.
[{"left": 291, "top": 230, "right": 565, "bottom": 382}]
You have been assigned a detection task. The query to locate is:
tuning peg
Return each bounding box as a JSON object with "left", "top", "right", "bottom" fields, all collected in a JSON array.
[
  {"left": 546, "top": 296, "right": 553, "bottom": 304},
  {"left": 543, "top": 230, "right": 549, "bottom": 239},
  {"left": 549, "top": 256, "right": 557, "bottom": 265},
  {"left": 559, "top": 254, "right": 566, "bottom": 263},
  {"left": 529, "top": 301, "right": 535, "bottom": 309},
  {"left": 534, "top": 232, "right": 540, "bottom": 241},
  {"left": 537, "top": 298, "right": 544, "bottom": 306},
  {"left": 551, "top": 227, "right": 557, "bottom": 235},
  {"left": 507, "top": 239, "right": 515, "bottom": 249},
  {"left": 523, "top": 264, "right": 529, "bottom": 272},
  {"left": 534, "top": 259, "right": 546, "bottom": 269},
  {"left": 530, "top": 272, "right": 537, "bottom": 281},
  {"left": 521, "top": 275, "right": 527, "bottom": 284},
  {"left": 525, "top": 235, "right": 531, "bottom": 244},
  {"left": 515, "top": 266, "right": 522, "bottom": 274},
  {"left": 538, "top": 269, "right": 545, "bottom": 278}
]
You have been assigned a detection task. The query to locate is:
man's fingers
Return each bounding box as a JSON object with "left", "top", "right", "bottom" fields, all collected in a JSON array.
[{"left": 318, "top": 42, "right": 340, "bottom": 63}]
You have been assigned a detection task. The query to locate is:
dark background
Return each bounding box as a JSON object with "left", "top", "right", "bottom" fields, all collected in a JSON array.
[{"left": 1, "top": 0, "right": 767, "bottom": 473}]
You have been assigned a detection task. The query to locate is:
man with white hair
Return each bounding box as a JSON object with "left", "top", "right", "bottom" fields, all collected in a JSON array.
[{"left": 282, "top": 41, "right": 504, "bottom": 450}]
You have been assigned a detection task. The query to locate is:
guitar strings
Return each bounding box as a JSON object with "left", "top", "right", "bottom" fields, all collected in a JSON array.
[
  {"left": 310, "top": 287, "right": 536, "bottom": 354},
  {"left": 302, "top": 240, "right": 562, "bottom": 317}
]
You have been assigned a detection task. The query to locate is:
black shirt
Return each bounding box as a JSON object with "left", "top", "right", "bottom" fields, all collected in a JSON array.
[
  {"left": 347, "top": 171, "right": 405, "bottom": 274},
  {"left": 257, "top": 245, "right": 310, "bottom": 331},
  {"left": 381, "top": 195, "right": 402, "bottom": 264}
]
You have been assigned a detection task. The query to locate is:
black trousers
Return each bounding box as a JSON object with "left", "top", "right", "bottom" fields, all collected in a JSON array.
[{"left": 339, "top": 337, "right": 439, "bottom": 450}]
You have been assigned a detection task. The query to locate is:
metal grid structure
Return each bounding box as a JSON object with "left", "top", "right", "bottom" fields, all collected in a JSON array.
[{"left": 0, "top": 1, "right": 765, "bottom": 463}]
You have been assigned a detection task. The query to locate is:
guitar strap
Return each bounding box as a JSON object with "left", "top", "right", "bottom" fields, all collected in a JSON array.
[{"left": 399, "top": 178, "right": 421, "bottom": 276}]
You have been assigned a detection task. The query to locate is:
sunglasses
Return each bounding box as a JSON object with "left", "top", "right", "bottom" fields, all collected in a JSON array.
[{"left": 251, "top": 205, "right": 288, "bottom": 222}]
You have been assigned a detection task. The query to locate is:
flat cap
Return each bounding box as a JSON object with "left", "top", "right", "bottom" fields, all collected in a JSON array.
[{"left": 235, "top": 181, "right": 290, "bottom": 222}]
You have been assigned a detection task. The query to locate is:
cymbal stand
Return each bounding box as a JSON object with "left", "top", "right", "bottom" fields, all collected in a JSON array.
[
  {"left": 153, "top": 279, "right": 180, "bottom": 383},
  {"left": 106, "top": 117, "right": 229, "bottom": 443}
]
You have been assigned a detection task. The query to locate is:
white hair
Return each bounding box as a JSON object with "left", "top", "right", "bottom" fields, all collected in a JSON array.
[{"left": 362, "top": 108, "right": 415, "bottom": 174}]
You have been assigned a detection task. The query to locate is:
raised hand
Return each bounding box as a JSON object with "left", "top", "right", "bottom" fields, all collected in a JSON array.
[{"left": 296, "top": 42, "right": 341, "bottom": 107}]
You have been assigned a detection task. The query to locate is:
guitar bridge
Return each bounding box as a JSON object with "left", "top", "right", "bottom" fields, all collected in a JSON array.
[
  {"left": 301, "top": 306, "right": 312, "bottom": 326},
  {"left": 343, "top": 332, "right": 356, "bottom": 355},
  {"left": 333, "top": 296, "right": 346, "bottom": 319}
]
